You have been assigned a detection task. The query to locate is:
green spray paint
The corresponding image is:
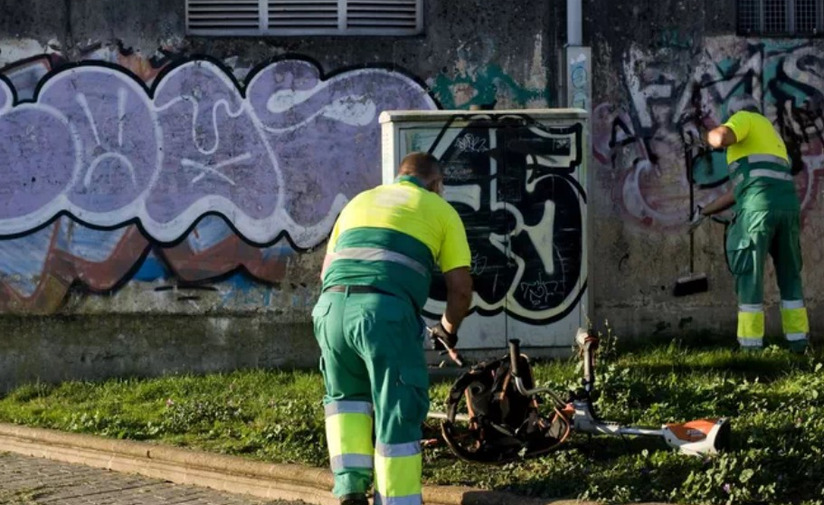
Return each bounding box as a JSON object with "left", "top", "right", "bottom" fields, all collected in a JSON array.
[{"left": 430, "top": 63, "right": 550, "bottom": 109}]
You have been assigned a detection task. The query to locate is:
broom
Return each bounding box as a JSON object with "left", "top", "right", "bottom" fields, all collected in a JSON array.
[
  {"left": 673, "top": 214, "right": 709, "bottom": 296},
  {"left": 674, "top": 91, "right": 710, "bottom": 297}
]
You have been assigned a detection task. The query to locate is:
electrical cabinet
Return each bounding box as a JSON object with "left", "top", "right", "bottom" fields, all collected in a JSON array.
[{"left": 380, "top": 109, "right": 590, "bottom": 351}]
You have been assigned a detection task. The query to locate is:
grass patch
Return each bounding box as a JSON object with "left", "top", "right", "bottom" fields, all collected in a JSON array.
[{"left": 1, "top": 342, "right": 822, "bottom": 505}]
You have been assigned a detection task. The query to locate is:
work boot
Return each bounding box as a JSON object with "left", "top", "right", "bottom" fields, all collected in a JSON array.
[
  {"left": 340, "top": 493, "right": 369, "bottom": 505},
  {"left": 788, "top": 339, "right": 809, "bottom": 355}
]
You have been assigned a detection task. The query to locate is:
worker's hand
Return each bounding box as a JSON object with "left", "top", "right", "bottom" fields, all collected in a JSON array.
[
  {"left": 428, "top": 321, "right": 458, "bottom": 351},
  {"left": 683, "top": 125, "right": 706, "bottom": 147},
  {"left": 689, "top": 213, "right": 707, "bottom": 233}
]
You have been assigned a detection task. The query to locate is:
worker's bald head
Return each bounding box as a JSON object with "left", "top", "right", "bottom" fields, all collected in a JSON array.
[
  {"left": 398, "top": 152, "right": 444, "bottom": 194},
  {"left": 398, "top": 152, "right": 441, "bottom": 178}
]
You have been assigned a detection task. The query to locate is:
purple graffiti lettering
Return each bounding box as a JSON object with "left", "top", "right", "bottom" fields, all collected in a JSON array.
[
  {"left": 0, "top": 59, "right": 437, "bottom": 247},
  {"left": 0, "top": 106, "right": 75, "bottom": 220},
  {"left": 39, "top": 67, "right": 159, "bottom": 216},
  {"left": 248, "top": 60, "right": 437, "bottom": 230},
  {"left": 152, "top": 61, "right": 279, "bottom": 239}
]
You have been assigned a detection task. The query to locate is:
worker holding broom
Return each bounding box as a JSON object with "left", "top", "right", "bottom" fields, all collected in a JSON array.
[
  {"left": 700, "top": 95, "right": 809, "bottom": 353},
  {"left": 312, "top": 152, "right": 473, "bottom": 505}
]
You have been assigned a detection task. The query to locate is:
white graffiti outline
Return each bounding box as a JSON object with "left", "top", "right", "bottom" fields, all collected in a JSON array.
[
  {"left": 0, "top": 78, "right": 11, "bottom": 113},
  {"left": 0, "top": 60, "right": 436, "bottom": 248},
  {"left": 425, "top": 115, "right": 587, "bottom": 321},
  {"left": 183, "top": 153, "right": 251, "bottom": 186}
]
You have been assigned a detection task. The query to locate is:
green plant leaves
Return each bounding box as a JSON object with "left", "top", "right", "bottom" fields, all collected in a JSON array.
[{"left": 0, "top": 346, "right": 822, "bottom": 504}]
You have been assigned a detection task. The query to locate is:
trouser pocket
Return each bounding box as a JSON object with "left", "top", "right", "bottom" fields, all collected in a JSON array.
[{"left": 725, "top": 217, "right": 755, "bottom": 275}]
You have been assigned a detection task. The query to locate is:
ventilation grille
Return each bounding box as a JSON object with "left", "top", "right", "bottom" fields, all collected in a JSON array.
[
  {"left": 737, "top": 0, "right": 823, "bottom": 35},
  {"left": 187, "top": 0, "right": 261, "bottom": 31},
  {"left": 738, "top": 0, "right": 761, "bottom": 34},
  {"left": 268, "top": 0, "right": 340, "bottom": 29},
  {"left": 187, "top": 0, "right": 423, "bottom": 35},
  {"left": 764, "top": 0, "right": 788, "bottom": 33},
  {"left": 796, "top": 0, "right": 820, "bottom": 33},
  {"left": 347, "top": 0, "right": 418, "bottom": 29}
]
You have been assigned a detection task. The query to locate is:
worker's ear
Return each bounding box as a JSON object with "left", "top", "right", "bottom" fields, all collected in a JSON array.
[{"left": 427, "top": 176, "right": 444, "bottom": 196}]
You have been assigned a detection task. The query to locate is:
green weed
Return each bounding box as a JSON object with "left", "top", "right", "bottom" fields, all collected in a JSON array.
[{"left": 1, "top": 347, "right": 822, "bottom": 505}]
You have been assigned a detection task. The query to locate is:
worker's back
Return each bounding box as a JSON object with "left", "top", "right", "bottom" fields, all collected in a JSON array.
[
  {"left": 322, "top": 175, "right": 469, "bottom": 311},
  {"left": 723, "top": 111, "right": 798, "bottom": 212}
]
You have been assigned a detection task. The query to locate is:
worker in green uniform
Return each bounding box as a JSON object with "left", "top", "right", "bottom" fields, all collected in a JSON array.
[
  {"left": 701, "top": 96, "right": 809, "bottom": 353},
  {"left": 312, "top": 152, "right": 473, "bottom": 505}
]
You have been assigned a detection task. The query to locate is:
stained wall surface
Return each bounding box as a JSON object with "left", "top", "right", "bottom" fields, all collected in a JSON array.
[
  {"left": 0, "top": 0, "right": 565, "bottom": 390},
  {"left": 2, "top": 0, "right": 822, "bottom": 390},
  {"left": 587, "top": 0, "right": 823, "bottom": 342}
]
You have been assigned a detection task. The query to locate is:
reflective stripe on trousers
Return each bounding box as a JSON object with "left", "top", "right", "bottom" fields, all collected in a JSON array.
[
  {"left": 325, "top": 401, "right": 374, "bottom": 472},
  {"left": 374, "top": 442, "right": 422, "bottom": 505},
  {"left": 737, "top": 304, "right": 764, "bottom": 348},
  {"left": 781, "top": 299, "right": 809, "bottom": 341}
]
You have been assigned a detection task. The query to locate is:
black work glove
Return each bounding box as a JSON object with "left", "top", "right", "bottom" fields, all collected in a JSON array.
[{"left": 428, "top": 321, "right": 458, "bottom": 351}]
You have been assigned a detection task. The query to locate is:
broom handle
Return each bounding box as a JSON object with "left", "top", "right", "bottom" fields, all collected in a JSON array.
[
  {"left": 686, "top": 83, "right": 701, "bottom": 276},
  {"left": 689, "top": 225, "right": 695, "bottom": 273}
]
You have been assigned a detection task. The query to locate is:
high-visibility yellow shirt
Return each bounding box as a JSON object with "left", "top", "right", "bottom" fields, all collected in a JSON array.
[
  {"left": 723, "top": 111, "right": 798, "bottom": 211},
  {"left": 324, "top": 175, "right": 471, "bottom": 309},
  {"left": 724, "top": 111, "right": 788, "bottom": 164}
]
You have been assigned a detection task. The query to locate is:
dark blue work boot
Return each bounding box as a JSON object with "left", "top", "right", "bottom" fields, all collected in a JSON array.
[{"left": 788, "top": 339, "right": 810, "bottom": 355}]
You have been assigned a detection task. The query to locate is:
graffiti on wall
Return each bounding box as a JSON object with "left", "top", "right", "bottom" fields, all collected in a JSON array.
[
  {"left": 428, "top": 36, "right": 551, "bottom": 110},
  {"left": 0, "top": 51, "right": 437, "bottom": 313},
  {"left": 566, "top": 47, "right": 591, "bottom": 112},
  {"left": 412, "top": 113, "right": 586, "bottom": 323},
  {"left": 594, "top": 37, "right": 824, "bottom": 229},
  {"left": 0, "top": 41, "right": 571, "bottom": 323},
  {"left": 430, "top": 63, "right": 550, "bottom": 110}
]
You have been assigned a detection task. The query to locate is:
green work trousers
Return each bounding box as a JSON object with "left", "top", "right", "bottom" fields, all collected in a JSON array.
[
  {"left": 725, "top": 209, "right": 809, "bottom": 348},
  {"left": 312, "top": 288, "right": 429, "bottom": 505}
]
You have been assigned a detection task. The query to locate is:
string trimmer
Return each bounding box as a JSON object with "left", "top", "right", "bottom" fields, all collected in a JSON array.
[{"left": 427, "top": 328, "right": 730, "bottom": 463}]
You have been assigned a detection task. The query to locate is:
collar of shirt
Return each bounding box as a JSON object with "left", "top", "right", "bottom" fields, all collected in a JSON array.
[{"left": 395, "top": 175, "right": 426, "bottom": 188}]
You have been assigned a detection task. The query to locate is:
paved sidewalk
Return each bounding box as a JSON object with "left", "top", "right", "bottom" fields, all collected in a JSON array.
[
  {"left": 0, "top": 451, "right": 304, "bottom": 505},
  {"left": 0, "top": 423, "right": 596, "bottom": 505}
]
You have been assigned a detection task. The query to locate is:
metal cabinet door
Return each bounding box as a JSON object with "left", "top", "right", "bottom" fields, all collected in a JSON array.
[{"left": 421, "top": 113, "right": 587, "bottom": 350}]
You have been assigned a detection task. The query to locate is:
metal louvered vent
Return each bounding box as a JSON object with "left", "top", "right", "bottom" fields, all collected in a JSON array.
[
  {"left": 347, "top": 0, "right": 419, "bottom": 30},
  {"left": 187, "top": 0, "right": 262, "bottom": 33},
  {"left": 186, "top": 0, "right": 423, "bottom": 36},
  {"left": 268, "top": 0, "right": 340, "bottom": 31},
  {"left": 737, "top": 0, "right": 823, "bottom": 36}
]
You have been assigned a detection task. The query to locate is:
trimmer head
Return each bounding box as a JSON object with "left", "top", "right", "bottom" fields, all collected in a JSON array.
[{"left": 662, "top": 418, "right": 731, "bottom": 455}]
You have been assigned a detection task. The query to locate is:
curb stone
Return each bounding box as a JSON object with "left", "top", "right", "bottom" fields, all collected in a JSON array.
[{"left": 0, "top": 422, "right": 667, "bottom": 505}]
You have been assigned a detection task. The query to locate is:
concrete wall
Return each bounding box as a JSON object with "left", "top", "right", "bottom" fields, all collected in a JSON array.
[
  {"left": 588, "top": 0, "right": 824, "bottom": 341},
  {"left": 0, "top": 0, "right": 565, "bottom": 390},
  {"left": 382, "top": 110, "right": 589, "bottom": 350},
  {"left": 2, "top": 0, "right": 821, "bottom": 391}
]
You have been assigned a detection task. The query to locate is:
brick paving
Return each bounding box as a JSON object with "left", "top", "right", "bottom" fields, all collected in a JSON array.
[{"left": 0, "top": 452, "right": 308, "bottom": 505}]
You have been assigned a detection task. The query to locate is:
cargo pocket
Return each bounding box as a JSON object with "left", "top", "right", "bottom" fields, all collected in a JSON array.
[
  {"left": 725, "top": 222, "right": 755, "bottom": 275},
  {"left": 312, "top": 300, "right": 333, "bottom": 350},
  {"left": 356, "top": 297, "right": 410, "bottom": 359},
  {"left": 396, "top": 365, "right": 430, "bottom": 426},
  {"left": 312, "top": 300, "right": 333, "bottom": 319}
]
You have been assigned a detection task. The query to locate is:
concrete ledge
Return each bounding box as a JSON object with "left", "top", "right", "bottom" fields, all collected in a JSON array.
[{"left": 0, "top": 422, "right": 588, "bottom": 505}]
